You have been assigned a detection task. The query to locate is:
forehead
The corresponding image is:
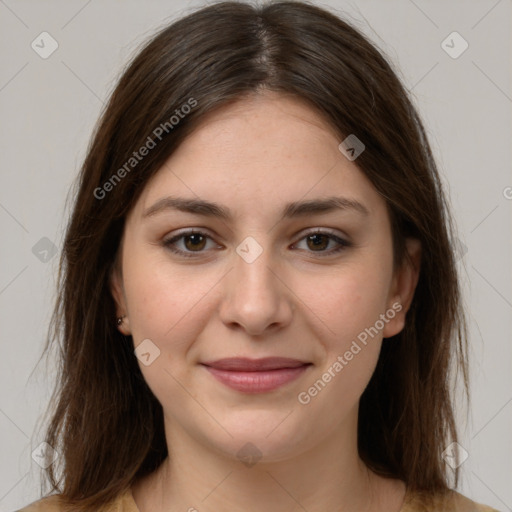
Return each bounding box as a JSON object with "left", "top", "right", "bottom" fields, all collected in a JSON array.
[
  {"left": 175, "top": 92, "right": 342, "bottom": 162},
  {"left": 131, "top": 92, "right": 385, "bottom": 222}
]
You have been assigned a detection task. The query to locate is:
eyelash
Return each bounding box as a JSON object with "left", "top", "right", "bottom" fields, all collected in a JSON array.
[{"left": 162, "top": 229, "right": 352, "bottom": 259}]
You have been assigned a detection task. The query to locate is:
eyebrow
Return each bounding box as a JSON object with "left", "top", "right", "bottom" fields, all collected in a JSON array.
[{"left": 142, "top": 195, "right": 369, "bottom": 220}]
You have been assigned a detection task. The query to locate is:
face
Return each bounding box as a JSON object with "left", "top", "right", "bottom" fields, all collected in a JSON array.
[{"left": 111, "top": 91, "right": 420, "bottom": 464}]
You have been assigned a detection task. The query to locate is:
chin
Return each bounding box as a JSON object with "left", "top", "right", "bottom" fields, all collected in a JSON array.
[{"left": 194, "top": 412, "right": 316, "bottom": 465}]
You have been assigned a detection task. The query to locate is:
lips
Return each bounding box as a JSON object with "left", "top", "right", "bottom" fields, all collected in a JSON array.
[
  {"left": 201, "top": 357, "right": 310, "bottom": 371},
  {"left": 200, "top": 357, "right": 312, "bottom": 393}
]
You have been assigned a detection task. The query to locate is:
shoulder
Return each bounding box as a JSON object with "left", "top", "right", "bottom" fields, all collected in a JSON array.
[
  {"left": 14, "top": 488, "right": 136, "bottom": 512},
  {"left": 14, "top": 495, "right": 65, "bottom": 512},
  {"left": 402, "top": 488, "right": 501, "bottom": 512}
]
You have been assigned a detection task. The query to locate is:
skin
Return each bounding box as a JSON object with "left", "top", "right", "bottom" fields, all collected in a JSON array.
[{"left": 111, "top": 91, "right": 421, "bottom": 512}]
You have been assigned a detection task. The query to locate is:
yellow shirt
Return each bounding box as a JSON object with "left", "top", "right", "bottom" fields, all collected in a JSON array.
[{"left": 16, "top": 487, "right": 501, "bottom": 512}]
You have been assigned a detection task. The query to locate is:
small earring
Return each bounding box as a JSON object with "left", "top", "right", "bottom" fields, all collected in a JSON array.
[{"left": 116, "top": 315, "right": 126, "bottom": 326}]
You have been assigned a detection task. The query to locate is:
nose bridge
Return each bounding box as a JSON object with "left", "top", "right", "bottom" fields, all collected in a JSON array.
[
  {"left": 234, "top": 243, "right": 275, "bottom": 298},
  {"left": 218, "top": 235, "right": 293, "bottom": 335}
]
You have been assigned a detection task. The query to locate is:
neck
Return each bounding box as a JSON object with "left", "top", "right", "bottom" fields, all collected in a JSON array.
[{"left": 132, "top": 409, "right": 399, "bottom": 512}]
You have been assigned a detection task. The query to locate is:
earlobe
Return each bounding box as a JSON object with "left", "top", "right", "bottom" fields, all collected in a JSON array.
[
  {"left": 383, "top": 238, "right": 421, "bottom": 338},
  {"left": 109, "top": 264, "right": 131, "bottom": 336}
]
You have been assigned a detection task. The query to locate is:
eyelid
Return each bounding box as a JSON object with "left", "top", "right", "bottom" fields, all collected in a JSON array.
[
  {"left": 291, "top": 228, "right": 352, "bottom": 255},
  {"left": 162, "top": 228, "right": 221, "bottom": 259},
  {"left": 295, "top": 226, "right": 348, "bottom": 241}
]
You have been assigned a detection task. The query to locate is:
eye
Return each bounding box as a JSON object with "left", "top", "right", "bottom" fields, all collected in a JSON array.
[
  {"left": 162, "top": 228, "right": 351, "bottom": 259},
  {"left": 292, "top": 230, "right": 351, "bottom": 256},
  {"left": 163, "top": 230, "right": 220, "bottom": 258}
]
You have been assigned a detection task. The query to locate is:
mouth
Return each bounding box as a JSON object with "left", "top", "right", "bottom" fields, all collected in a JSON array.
[{"left": 200, "top": 357, "right": 313, "bottom": 393}]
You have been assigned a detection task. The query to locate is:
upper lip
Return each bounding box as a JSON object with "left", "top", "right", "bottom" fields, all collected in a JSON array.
[{"left": 201, "top": 357, "right": 311, "bottom": 371}]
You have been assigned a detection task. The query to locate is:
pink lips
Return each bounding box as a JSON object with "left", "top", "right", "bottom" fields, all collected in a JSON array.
[{"left": 201, "top": 357, "right": 312, "bottom": 393}]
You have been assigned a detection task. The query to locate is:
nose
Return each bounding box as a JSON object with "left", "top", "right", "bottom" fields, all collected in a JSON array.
[{"left": 218, "top": 241, "right": 294, "bottom": 337}]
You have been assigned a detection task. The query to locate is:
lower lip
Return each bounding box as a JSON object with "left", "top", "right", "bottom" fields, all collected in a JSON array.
[{"left": 202, "top": 365, "right": 311, "bottom": 393}]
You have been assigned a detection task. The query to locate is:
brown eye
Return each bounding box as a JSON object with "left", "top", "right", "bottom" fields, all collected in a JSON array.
[
  {"left": 294, "top": 230, "right": 351, "bottom": 257},
  {"left": 306, "top": 233, "right": 330, "bottom": 251},
  {"left": 183, "top": 233, "right": 207, "bottom": 251},
  {"left": 163, "top": 230, "right": 218, "bottom": 258}
]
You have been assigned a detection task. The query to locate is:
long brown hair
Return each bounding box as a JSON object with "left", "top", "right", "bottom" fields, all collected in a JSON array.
[{"left": 39, "top": 1, "right": 468, "bottom": 509}]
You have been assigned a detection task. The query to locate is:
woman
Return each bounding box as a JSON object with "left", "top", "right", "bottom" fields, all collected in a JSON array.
[{"left": 18, "top": 1, "right": 499, "bottom": 511}]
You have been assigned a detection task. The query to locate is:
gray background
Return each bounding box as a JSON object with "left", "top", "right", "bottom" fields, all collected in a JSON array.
[{"left": 0, "top": 0, "right": 510, "bottom": 510}]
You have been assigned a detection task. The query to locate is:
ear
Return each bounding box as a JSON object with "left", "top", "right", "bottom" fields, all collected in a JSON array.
[
  {"left": 110, "top": 262, "right": 131, "bottom": 336},
  {"left": 382, "top": 238, "right": 421, "bottom": 338}
]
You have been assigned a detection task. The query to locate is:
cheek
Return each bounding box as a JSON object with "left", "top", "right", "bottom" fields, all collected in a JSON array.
[
  {"left": 299, "top": 260, "right": 391, "bottom": 346},
  {"left": 122, "top": 261, "right": 217, "bottom": 407},
  {"left": 122, "top": 259, "right": 222, "bottom": 372},
  {"left": 294, "top": 260, "right": 390, "bottom": 403},
  {"left": 296, "top": 290, "right": 385, "bottom": 426}
]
